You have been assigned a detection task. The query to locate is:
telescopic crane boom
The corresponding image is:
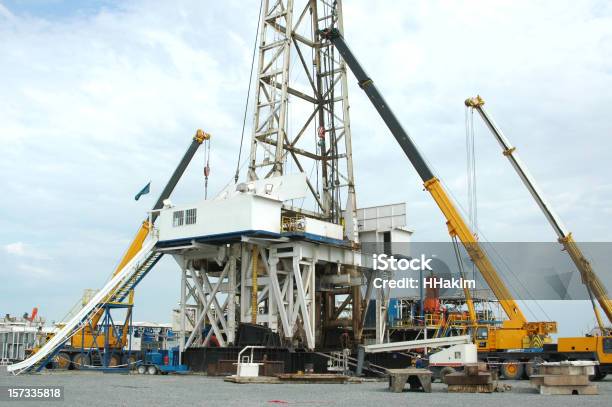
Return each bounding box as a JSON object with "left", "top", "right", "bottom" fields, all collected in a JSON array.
[
  {"left": 75, "top": 129, "right": 211, "bottom": 348},
  {"left": 465, "top": 95, "right": 612, "bottom": 333},
  {"left": 320, "top": 28, "right": 555, "bottom": 350}
]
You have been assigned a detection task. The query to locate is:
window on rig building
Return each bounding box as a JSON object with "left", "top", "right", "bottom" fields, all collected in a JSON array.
[
  {"left": 173, "top": 210, "right": 184, "bottom": 227},
  {"left": 185, "top": 208, "right": 197, "bottom": 225}
]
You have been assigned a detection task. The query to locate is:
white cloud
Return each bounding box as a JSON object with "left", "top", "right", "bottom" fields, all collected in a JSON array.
[
  {"left": 4, "top": 241, "right": 26, "bottom": 256},
  {"left": 0, "top": 0, "right": 258, "bottom": 322},
  {"left": 18, "top": 263, "right": 51, "bottom": 276},
  {"left": 3, "top": 241, "right": 51, "bottom": 260},
  {"left": 340, "top": 0, "right": 612, "bottom": 242},
  {"left": 0, "top": 3, "right": 14, "bottom": 20},
  {"left": 0, "top": 0, "right": 610, "bottom": 333}
]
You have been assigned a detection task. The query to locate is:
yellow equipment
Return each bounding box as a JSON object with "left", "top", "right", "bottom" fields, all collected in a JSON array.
[
  {"left": 320, "top": 28, "right": 556, "bottom": 353},
  {"left": 465, "top": 95, "right": 612, "bottom": 375},
  {"left": 70, "top": 221, "right": 151, "bottom": 350},
  {"left": 465, "top": 95, "right": 612, "bottom": 332},
  {"left": 69, "top": 129, "right": 210, "bottom": 352}
]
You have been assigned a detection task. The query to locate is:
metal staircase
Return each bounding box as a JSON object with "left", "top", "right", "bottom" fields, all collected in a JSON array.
[
  {"left": 7, "top": 238, "right": 160, "bottom": 375},
  {"left": 111, "top": 251, "right": 163, "bottom": 303}
]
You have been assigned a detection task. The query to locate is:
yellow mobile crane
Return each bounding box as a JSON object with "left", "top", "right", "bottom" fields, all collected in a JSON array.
[
  {"left": 319, "top": 28, "right": 557, "bottom": 379},
  {"left": 49, "top": 130, "right": 210, "bottom": 368},
  {"left": 465, "top": 96, "right": 612, "bottom": 379}
]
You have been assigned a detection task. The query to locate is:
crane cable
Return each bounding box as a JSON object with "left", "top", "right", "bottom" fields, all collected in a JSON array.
[
  {"left": 418, "top": 139, "right": 540, "bottom": 321},
  {"left": 465, "top": 107, "right": 477, "bottom": 239},
  {"left": 234, "top": 0, "right": 264, "bottom": 183},
  {"left": 464, "top": 105, "right": 551, "bottom": 322},
  {"left": 451, "top": 236, "right": 474, "bottom": 319},
  {"left": 465, "top": 105, "right": 478, "bottom": 302},
  {"left": 204, "top": 137, "right": 211, "bottom": 199},
  {"left": 464, "top": 106, "right": 538, "bottom": 319}
]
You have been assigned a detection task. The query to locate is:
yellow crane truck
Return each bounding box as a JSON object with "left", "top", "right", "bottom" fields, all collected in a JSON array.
[
  {"left": 465, "top": 95, "right": 612, "bottom": 379},
  {"left": 320, "top": 28, "right": 611, "bottom": 380},
  {"left": 44, "top": 129, "right": 210, "bottom": 369}
]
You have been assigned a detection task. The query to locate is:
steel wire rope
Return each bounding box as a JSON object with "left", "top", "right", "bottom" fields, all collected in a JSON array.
[{"left": 234, "top": 0, "right": 264, "bottom": 183}]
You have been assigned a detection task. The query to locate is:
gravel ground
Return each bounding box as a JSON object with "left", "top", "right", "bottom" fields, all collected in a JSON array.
[{"left": 1, "top": 368, "right": 610, "bottom": 406}]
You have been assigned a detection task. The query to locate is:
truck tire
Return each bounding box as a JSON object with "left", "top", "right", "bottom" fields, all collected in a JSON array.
[
  {"left": 137, "top": 365, "right": 147, "bottom": 375},
  {"left": 107, "top": 353, "right": 121, "bottom": 367},
  {"left": 500, "top": 360, "right": 524, "bottom": 380},
  {"left": 72, "top": 353, "right": 90, "bottom": 370},
  {"left": 147, "top": 365, "right": 158, "bottom": 375},
  {"left": 53, "top": 352, "right": 71, "bottom": 370},
  {"left": 524, "top": 357, "right": 544, "bottom": 378}
]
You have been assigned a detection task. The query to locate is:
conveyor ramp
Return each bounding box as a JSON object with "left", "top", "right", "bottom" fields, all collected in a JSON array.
[{"left": 7, "top": 238, "right": 159, "bottom": 375}]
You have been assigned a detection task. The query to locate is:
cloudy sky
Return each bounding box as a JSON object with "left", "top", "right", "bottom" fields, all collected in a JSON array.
[{"left": 1, "top": 0, "right": 611, "bottom": 337}]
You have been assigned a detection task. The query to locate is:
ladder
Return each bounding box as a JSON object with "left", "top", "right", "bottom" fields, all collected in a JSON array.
[
  {"left": 7, "top": 238, "right": 159, "bottom": 375},
  {"left": 111, "top": 251, "right": 163, "bottom": 302}
]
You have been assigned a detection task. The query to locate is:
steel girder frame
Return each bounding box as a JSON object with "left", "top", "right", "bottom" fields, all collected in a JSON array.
[
  {"left": 246, "top": 0, "right": 358, "bottom": 240},
  {"left": 241, "top": 242, "right": 317, "bottom": 350},
  {"left": 173, "top": 239, "right": 364, "bottom": 352},
  {"left": 175, "top": 246, "right": 239, "bottom": 355}
]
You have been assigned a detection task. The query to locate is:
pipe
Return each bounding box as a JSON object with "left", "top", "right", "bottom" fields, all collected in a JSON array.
[{"left": 251, "top": 246, "right": 259, "bottom": 324}]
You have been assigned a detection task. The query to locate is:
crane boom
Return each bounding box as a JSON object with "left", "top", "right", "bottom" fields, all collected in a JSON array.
[
  {"left": 113, "top": 128, "right": 210, "bottom": 276},
  {"left": 151, "top": 129, "right": 210, "bottom": 222},
  {"left": 319, "top": 28, "right": 532, "bottom": 327},
  {"left": 465, "top": 96, "right": 567, "bottom": 237},
  {"left": 465, "top": 96, "right": 612, "bottom": 330},
  {"left": 86, "top": 129, "right": 210, "bottom": 334}
]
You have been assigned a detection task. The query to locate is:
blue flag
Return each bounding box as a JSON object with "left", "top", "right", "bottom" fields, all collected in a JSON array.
[{"left": 135, "top": 182, "right": 151, "bottom": 201}]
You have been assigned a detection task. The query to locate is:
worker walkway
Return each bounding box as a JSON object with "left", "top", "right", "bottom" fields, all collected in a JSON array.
[{"left": 7, "top": 237, "right": 160, "bottom": 375}]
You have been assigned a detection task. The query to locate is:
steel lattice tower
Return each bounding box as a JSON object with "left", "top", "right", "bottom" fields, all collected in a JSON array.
[{"left": 247, "top": 0, "right": 358, "bottom": 242}]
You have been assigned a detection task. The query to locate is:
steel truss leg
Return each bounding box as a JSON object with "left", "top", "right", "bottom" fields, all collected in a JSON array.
[
  {"left": 176, "top": 245, "right": 239, "bottom": 350},
  {"left": 376, "top": 279, "right": 389, "bottom": 344},
  {"left": 262, "top": 244, "right": 316, "bottom": 349}
]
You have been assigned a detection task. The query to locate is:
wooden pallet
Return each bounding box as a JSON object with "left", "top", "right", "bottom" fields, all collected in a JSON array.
[
  {"left": 224, "top": 375, "right": 281, "bottom": 384},
  {"left": 276, "top": 373, "right": 350, "bottom": 384},
  {"left": 225, "top": 373, "right": 350, "bottom": 384}
]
